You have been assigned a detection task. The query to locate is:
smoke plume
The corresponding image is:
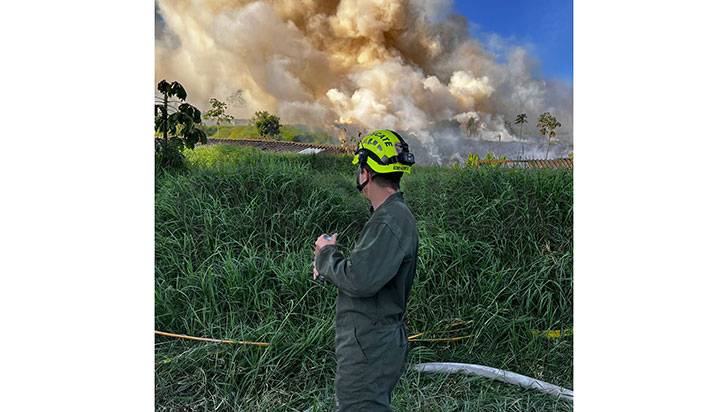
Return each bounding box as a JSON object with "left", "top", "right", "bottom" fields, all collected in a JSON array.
[{"left": 156, "top": 0, "right": 572, "bottom": 162}]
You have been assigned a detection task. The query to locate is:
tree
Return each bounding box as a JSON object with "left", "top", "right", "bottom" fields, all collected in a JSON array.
[
  {"left": 203, "top": 98, "right": 234, "bottom": 126},
  {"left": 466, "top": 116, "right": 479, "bottom": 137},
  {"left": 514, "top": 113, "right": 528, "bottom": 160},
  {"left": 155, "top": 80, "right": 207, "bottom": 169},
  {"left": 514, "top": 113, "right": 528, "bottom": 140},
  {"left": 226, "top": 89, "right": 246, "bottom": 107},
  {"left": 537, "top": 112, "right": 562, "bottom": 160},
  {"left": 252, "top": 111, "right": 281, "bottom": 139}
]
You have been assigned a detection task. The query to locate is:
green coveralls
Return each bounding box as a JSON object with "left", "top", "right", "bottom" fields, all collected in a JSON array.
[{"left": 315, "top": 192, "right": 419, "bottom": 412}]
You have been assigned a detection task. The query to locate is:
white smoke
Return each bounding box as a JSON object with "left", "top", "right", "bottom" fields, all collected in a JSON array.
[{"left": 155, "top": 0, "right": 572, "bottom": 161}]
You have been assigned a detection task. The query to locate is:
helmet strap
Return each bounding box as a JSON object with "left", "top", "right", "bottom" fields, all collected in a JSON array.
[
  {"left": 356, "top": 169, "right": 370, "bottom": 192},
  {"left": 355, "top": 153, "right": 371, "bottom": 193},
  {"left": 356, "top": 178, "right": 369, "bottom": 193}
]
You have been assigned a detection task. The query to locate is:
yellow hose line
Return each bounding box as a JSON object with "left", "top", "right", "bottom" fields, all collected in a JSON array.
[
  {"left": 156, "top": 327, "right": 472, "bottom": 347},
  {"left": 155, "top": 330, "right": 270, "bottom": 347}
]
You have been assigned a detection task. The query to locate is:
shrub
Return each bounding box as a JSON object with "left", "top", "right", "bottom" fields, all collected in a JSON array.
[
  {"left": 252, "top": 111, "right": 281, "bottom": 139},
  {"left": 154, "top": 80, "right": 207, "bottom": 169}
]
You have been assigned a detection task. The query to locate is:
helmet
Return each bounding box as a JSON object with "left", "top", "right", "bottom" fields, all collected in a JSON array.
[{"left": 351, "top": 129, "right": 416, "bottom": 174}]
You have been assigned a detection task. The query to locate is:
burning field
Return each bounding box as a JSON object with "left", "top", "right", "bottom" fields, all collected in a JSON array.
[
  {"left": 155, "top": 0, "right": 573, "bottom": 163},
  {"left": 154, "top": 144, "right": 573, "bottom": 410}
]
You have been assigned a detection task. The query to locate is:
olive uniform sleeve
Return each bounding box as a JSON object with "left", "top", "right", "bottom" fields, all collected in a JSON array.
[{"left": 315, "top": 222, "right": 406, "bottom": 298}]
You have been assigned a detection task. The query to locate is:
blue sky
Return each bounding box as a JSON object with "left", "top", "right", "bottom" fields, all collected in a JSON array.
[{"left": 453, "top": 0, "right": 573, "bottom": 82}]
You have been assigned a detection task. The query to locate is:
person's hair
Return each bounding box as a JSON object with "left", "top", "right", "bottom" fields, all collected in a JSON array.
[{"left": 361, "top": 164, "right": 403, "bottom": 191}]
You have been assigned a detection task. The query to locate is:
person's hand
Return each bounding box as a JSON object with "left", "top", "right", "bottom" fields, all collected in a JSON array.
[{"left": 314, "top": 233, "right": 337, "bottom": 255}]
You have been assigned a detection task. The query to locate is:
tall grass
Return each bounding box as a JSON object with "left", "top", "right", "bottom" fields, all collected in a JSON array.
[{"left": 155, "top": 144, "right": 573, "bottom": 411}]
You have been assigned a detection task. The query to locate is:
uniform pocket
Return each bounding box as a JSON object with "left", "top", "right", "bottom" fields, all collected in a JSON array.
[
  {"left": 356, "top": 323, "right": 403, "bottom": 363},
  {"left": 352, "top": 326, "right": 369, "bottom": 363}
]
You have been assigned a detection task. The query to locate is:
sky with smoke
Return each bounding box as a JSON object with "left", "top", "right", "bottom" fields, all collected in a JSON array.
[{"left": 155, "top": 0, "right": 573, "bottom": 162}]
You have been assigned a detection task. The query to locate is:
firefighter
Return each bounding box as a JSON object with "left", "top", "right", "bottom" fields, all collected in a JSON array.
[{"left": 314, "top": 129, "right": 419, "bottom": 411}]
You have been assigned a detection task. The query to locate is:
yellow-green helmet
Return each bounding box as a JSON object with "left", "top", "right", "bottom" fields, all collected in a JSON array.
[{"left": 351, "top": 129, "right": 416, "bottom": 174}]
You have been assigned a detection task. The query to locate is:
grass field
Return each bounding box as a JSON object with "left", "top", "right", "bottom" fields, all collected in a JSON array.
[
  {"left": 155, "top": 144, "right": 573, "bottom": 411},
  {"left": 204, "top": 124, "right": 334, "bottom": 145}
]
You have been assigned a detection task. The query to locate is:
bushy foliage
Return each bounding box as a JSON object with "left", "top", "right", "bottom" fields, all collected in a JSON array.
[
  {"left": 252, "top": 110, "right": 281, "bottom": 138},
  {"left": 466, "top": 152, "right": 507, "bottom": 168},
  {"left": 537, "top": 112, "right": 562, "bottom": 159},
  {"left": 466, "top": 152, "right": 480, "bottom": 168},
  {"left": 155, "top": 80, "right": 207, "bottom": 169}
]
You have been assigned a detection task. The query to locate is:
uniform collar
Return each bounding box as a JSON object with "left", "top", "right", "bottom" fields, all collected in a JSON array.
[
  {"left": 383, "top": 191, "right": 404, "bottom": 206},
  {"left": 369, "top": 191, "right": 403, "bottom": 215}
]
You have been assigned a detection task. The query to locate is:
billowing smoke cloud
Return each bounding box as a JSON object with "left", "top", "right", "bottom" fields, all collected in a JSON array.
[{"left": 156, "top": 0, "right": 572, "bottom": 162}]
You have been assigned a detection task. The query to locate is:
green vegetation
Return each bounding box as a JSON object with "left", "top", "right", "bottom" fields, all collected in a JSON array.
[
  {"left": 154, "top": 80, "right": 207, "bottom": 169},
  {"left": 466, "top": 152, "right": 508, "bottom": 168},
  {"left": 203, "top": 98, "right": 234, "bottom": 126},
  {"left": 537, "top": 112, "right": 562, "bottom": 160},
  {"left": 204, "top": 124, "right": 334, "bottom": 144},
  {"left": 252, "top": 110, "right": 281, "bottom": 139},
  {"left": 155, "top": 144, "right": 573, "bottom": 411}
]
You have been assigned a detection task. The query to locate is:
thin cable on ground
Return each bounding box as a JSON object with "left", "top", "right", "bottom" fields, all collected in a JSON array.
[
  {"left": 154, "top": 330, "right": 270, "bottom": 347},
  {"left": 407, "top": 319, "right": 473, "bottom": 341}
]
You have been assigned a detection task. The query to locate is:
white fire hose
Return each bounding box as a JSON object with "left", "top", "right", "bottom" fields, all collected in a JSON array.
[
  {"left": 414, "top": 362, "right": 573, "bottom": 401},
  {"left": 303, "top": 362, "right": 572, "bottom": 411}
]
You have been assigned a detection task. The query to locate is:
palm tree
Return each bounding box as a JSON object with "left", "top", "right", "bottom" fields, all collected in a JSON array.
[
  {"left": 537, "top": 112, "right": 562, "bottom": 159},
  {"left": 514, "top": 113, "right": 527, "bottom": 159},
  {"left": 514, "top": 113, "right": 528, "bottom": 139}
]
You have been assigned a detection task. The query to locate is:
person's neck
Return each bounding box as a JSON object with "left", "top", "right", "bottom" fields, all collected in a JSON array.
[{"left": 369, "top": 187, "right": 398, "bottom": 211}]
